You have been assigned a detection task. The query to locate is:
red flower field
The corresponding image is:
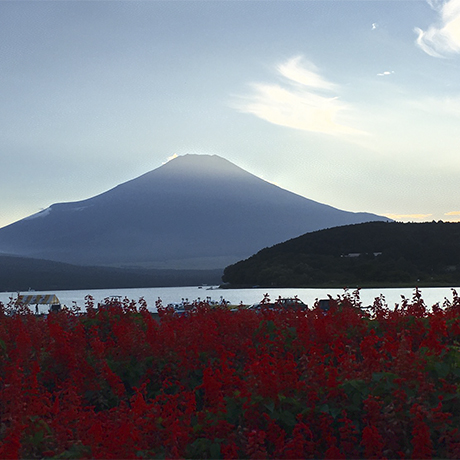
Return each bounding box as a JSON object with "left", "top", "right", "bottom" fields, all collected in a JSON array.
[{"left": 1, "top": 290, "right": 460, "bottom": 459}]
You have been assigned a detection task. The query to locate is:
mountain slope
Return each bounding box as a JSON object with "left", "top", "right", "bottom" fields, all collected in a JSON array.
[
  {"left": 222, "top": 221, "right": 460, "bottom": 287},
  {"left": 0, "top": 154, "right": 389, "bottom": 269}
]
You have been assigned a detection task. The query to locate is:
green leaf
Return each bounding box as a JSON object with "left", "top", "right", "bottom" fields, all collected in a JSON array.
[
  {"left": 372, "top": 372, "right": 384, "bottom": 382},
  {"left": 319, "top": 403, "right": 330, "bottom": 414},
  {"left": 265, "top": 320, "right": 276, "bottom": 333},
  {"left": 319, "top": 403, "right": 342, "bottom": 419},
  {"left": 441, "top": 393, "right": 459, "bottom": 402},
  {"left": 53, "top": 443, "right": 92, "bottom": 459},
  {"left": 352, "top": 392, "right": 362, "bottom": 408},
  {"left": 452, "top": 367, "right": 460, "bottom": 377},
  {"left": 434, "top": 361, "right": 450, "bottom": 379},
  {"left": 210, "top": 442, "right": 221, "bottom": 459},
  {"left": 31, "top": 430, "right": 44, "bottom": 446},
  {"left": 264, "top": 401, "right": 275, "bottom": 413},
  {"left": 187, "top": 438, "right": 211, "bottom": 457},
  {"left": 280, "top": 410, "right": 297, "bottom": 427},
  {"left": 329, "top": 406, "right": 342, "bottom": 419},
  {"left": 225, "top": 398, "right": 242, "bottom": 425},
  {"left": 340, "top": 379, "right": 367, "bottom": 396}
]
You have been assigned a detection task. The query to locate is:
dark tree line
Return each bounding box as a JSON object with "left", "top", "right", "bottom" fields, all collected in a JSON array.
[{"left": 0, "top": 255, "right": 222, "bottom": 291}]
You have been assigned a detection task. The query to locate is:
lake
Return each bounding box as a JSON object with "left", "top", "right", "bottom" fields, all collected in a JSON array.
[{"left": 1, "top": 285, "right": 459, "bottom": 314}]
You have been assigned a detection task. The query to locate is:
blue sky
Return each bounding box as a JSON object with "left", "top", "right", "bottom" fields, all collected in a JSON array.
[{"left": 1, "top": 0, "right": 460, "bottom": 228}]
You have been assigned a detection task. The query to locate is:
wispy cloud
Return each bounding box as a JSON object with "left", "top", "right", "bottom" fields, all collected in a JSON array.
[
  {"left": 234, "top": 56, "right": 366, "bottom": 136},
  {"left": 444, "top": 211, "right": 460, "bottom": 221},
  {"left": 410, "top": 95, "right": 460, "bottom": 116},
  {"left": 415, "top": 0, "right": 460, "bottom": 57},
  {"left": 277, "top": 56, "right": 337, "bottom": 91},
  {"left": 377, "top": 70, "right": 394, "bottom": 77},
  {"left": 385, "top": 213, "right": 433, "bottom": 220}
]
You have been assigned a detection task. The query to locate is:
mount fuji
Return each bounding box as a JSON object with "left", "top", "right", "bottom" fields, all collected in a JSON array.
[{"left": 0, "top": 154, "right": 390, "bottom": 269}]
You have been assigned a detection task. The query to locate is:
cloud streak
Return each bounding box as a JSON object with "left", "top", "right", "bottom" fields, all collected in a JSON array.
[
  {"left": 234, "top": 56, "right": 365, "bottom": 136},
  {"left": 385, "top": 213, "right": 433, "bottom": 220},
  {"left": 377, "top": 70, "right": 394, "bottom": 77},
  {"left": 415, "top": 0, "right": 460, "bottom": 57},
  {"left": 277, "top": 56, "right": 337, "bottom": 91},
  {"left": 409, "top": 95, "right": 460, "bottom": 117}
]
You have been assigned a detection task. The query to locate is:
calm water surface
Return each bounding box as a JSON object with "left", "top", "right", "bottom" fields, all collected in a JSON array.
[{"left": 1, "top": 285, "right": 459, "bottom": 314}]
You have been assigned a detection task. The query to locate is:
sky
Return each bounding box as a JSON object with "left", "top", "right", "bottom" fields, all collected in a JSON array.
[{"left": 1, "top": 0, "right": 460, "bottom": 229}]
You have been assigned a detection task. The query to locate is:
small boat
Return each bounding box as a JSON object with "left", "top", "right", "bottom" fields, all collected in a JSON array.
[
  {"left": 16, "top": 293, "right": 62, "bottom": 313},
  {"left": 167, "top": 299, "right": 193, "bottom": 315},
  {"left": 248, "top": 296, "right": 308, "bottom": 311}
]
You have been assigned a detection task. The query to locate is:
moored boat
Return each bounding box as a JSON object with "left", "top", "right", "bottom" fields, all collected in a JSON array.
[{"left": 16, "top": 293, "right": 62, "bottom": 313}]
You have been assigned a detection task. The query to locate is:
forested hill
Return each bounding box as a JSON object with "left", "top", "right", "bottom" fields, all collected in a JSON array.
[{"left": 222, "top": 221, "right": 460, "bottom": 288}]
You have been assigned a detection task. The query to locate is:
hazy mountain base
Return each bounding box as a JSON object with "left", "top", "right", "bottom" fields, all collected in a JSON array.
[
  {"left": 0, "top": 255, "right": 223, "bottom": 292},
  {"left": 222, "top": 221, "right": 460, "bottom": 288}
]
